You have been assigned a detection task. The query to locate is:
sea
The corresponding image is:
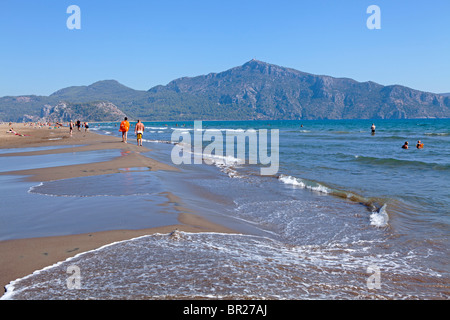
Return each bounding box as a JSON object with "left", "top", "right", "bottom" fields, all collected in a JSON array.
[{"left": 2, "top": 119, "right": 449, "bottom": 300}]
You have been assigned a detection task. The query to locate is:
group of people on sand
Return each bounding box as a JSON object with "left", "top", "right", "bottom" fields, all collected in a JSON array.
[
  {"left": 119, "top": 117, "right": 145, "bottom": 146},
  {"left": 21, "top": 121, "right": 63, "bottom": 128},
  {"left": 66, "top": 117, "right": 143, "bottom": 145},
  {"left": 68, "top": 120, "right": 89, "bottom": 136}
]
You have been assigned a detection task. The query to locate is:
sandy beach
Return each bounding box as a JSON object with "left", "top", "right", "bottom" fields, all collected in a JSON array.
[{"left": 0, "top": 123, "right": 236, "bottom": 293}]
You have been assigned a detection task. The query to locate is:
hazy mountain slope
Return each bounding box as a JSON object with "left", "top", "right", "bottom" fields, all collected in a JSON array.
[{"left": 1, "top": 60, "right": 449, "bottom": 122}]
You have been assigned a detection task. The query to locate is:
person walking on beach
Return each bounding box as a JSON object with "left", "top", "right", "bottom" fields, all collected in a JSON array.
[
  {"left": 84, "top": 122, "right": 89, "bottom": 132},
  {"left": 119, "top": 117, "right": 130, "bottom": 143},
  {"left": 69, "top": 120, "right": 73, "bottom": 136},
  {"left": 76, "top": 120, "right": 81, "bottom": 132},
  {"left": 134, "top": 119, "right": 145, "bottom": 146}
]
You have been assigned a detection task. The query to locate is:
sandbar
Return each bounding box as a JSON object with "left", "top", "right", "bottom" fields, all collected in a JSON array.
[{"left": 0, "top": 123, "right": 236, "bottom": 294}]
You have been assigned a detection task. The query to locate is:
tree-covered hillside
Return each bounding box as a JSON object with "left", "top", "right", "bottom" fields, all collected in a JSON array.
[{"left": 1, "top": 60, "right": 449, "bottom": 122}]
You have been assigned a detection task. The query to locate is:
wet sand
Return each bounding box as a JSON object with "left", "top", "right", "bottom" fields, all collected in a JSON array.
[
  {"left": 0, "top": 123, "right": 236, "bottom": 293},
  {"left": 0, "top": 123, "right": 176, "bottom": 180}
]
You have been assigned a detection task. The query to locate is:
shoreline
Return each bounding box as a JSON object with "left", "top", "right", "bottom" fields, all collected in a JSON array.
[
  {"left": 0, "top": 123, "right": 237, "bottom": 294},
  {"left": 0, "top": 220, "right": 236, "bottom": 296}
]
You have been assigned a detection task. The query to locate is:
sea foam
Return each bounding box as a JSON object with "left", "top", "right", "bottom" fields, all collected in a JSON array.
[
  {"left": 278, "top": 174, "right": 330, "bottom": 194},
  {"left": 370, "top": 204, "right": 389, "bottom": 228}
]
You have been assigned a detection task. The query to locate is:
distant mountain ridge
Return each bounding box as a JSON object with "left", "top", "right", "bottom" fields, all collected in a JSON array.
[
  {"left": 50, "top": 80, "right": 149, "bottom": 104},
  {"left": 1, "top": 60, "right": 449, "bottom": 122},
  {"left": 34, "top": 101, "right": 126, "bottom": 123}
]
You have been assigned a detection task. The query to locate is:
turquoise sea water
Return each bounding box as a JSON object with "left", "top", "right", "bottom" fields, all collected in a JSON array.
[{"left": 3, "top": 119, "right": 449, "bottom": 299}]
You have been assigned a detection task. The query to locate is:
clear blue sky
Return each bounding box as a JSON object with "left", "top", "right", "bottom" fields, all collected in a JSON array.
[{"left": 0, "top": 0, "right": 449, "bottom": 96}]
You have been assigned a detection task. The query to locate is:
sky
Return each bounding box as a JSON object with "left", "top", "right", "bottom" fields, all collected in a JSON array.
[{"left": 0, "top": 0, "right": 449, "bottom": 97}]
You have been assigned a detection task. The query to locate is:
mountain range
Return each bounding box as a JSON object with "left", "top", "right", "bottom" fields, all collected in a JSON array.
[{"left": 1, "top": 60, "right": 449, "bottom": 122}]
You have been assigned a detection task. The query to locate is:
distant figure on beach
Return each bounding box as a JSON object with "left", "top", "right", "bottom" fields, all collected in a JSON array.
[
  {"left": 119, "top": 117, "right": 130, "bottom": 143},
  {"left": 6, "top": 127, "right": 27, "bottom": 136},
  {"left": 416, "top": 140, "right": 424, "bottom": 149},
  {"left": 134, "top": 119, "right": 145, "bottom": 146},
  {"left": 76, "top": 120, "right": 81, "bottom": 132},
  {"left": 84, "top": 122, "right": 89, "bottom": 132},
  {"left": 371, "top": 123, "right": 376, "bottom": 135},
  {"left": 69, "top": 121, "right": 73, "bottom": 136},
  {"left": 402, "top": 141, "right": 409, "bottom": 149}
]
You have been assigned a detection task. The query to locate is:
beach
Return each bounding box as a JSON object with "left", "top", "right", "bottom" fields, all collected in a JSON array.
[
  {"left": 0, "top": 123, "right": 236, "bottom": 293},
  {"left": 1, "top": 120, "right": 448, "bottom": 300}
]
